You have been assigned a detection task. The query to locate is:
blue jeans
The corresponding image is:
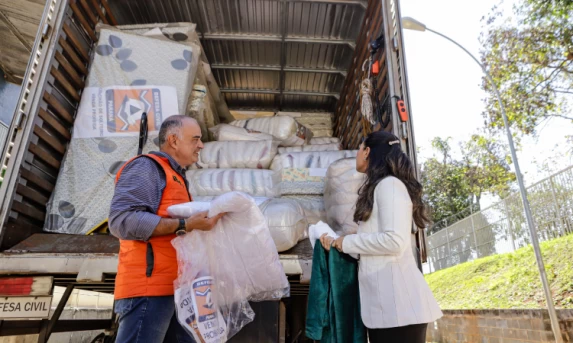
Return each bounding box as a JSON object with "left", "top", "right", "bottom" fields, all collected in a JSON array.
[{"left": 114, "top": 296, "right": 196, "bottom": 343}]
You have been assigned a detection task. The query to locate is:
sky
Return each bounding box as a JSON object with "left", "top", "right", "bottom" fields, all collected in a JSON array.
[{"left": 400, "top": 0, "right": 573, "bottom": 192}]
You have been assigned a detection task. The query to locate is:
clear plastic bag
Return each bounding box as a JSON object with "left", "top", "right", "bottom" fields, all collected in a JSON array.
[{"left": 172, "top": 192, "right": 290, "bottom": 342}]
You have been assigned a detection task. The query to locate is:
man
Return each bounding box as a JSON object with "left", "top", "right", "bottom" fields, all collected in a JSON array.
[{"left": 109, "top": 115, "right": 224, "bottom": 343}]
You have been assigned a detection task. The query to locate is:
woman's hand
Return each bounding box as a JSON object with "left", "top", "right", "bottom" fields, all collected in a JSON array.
[
  {"left": 319, "top": 233, "right": 335, "bottom": 251},
  {"left": 332, "top": 236, "right": 345, "bottom": 253}
]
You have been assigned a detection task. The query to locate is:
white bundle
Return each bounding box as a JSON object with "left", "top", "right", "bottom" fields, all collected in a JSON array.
[
  {"left": 270, "top": 150, "right": 358, "bottom": 171},
  {"left": 230, "top": 116, "right": 312, "bottom": 146},
  {"left": 283, "top": 195, "right": 327, "bottom": 225},
  {"left": 324, "top": 158, "right": 365, "bottom": 235},
  {"left": 310, "top": 137, "right": 340, "bottom": 145},
  {"left": 259, "top": 198, "right": 308, "bottom": 252},
  {"left": 209, "top": 123, "right": 277, "bottom": 142},
  {"left": 186, "top": 169, "right": 280, "bottom": 197},
  {"left": 191, "top": 140, "right": 278, "bottom": 169},
  {"left": 277, "top": 143, "right": 341, "bottom": 154}
]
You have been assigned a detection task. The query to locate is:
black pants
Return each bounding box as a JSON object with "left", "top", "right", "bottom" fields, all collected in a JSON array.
[{"left": 368, "top": 323, "right": 428, "bottom": 343}]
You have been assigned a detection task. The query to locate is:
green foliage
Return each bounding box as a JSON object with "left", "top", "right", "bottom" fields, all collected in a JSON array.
[
  {"left": 480, "top": 0, "right": 573, "bottom": 135},
  {"left": 421, "top": 135, "right": 515, "bottom": 226}
]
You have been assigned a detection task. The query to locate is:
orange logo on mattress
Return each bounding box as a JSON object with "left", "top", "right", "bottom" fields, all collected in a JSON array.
[
  {"left": 193, "top": 278, "right": 217, "bottom": 322},
  {"left": 106, "top": 88, "right": 163, "bottom": 133}
]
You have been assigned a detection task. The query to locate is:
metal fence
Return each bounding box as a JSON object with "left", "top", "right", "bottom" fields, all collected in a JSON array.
[{"left": 426, "top": 165, "right": 573, "bottom": 272}]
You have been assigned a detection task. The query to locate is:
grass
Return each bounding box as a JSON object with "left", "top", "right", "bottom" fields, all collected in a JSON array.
[{"left": 425, "top": 233, "right": 573, "bottom": 309}]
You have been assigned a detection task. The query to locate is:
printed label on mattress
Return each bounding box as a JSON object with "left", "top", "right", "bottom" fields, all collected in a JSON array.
[{"left": 74, "top": 86, "right": 178, "bottom": 138}]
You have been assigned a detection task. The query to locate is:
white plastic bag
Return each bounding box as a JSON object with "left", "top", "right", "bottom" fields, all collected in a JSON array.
[
  {"left": 172, "top": 192, "right": 290, "bottom": 342},
  {"left": 259, "top": 199, "right": 308, "bottom": 252},
  {"left": 230, "top": 117, "right": 312, "bottom": 146},
  {"left": 324, "top": 158, "right": 365, "bottom": 235},
  {"left": 186, "top": 169, "right": 280, "bottom": 197},
  {"left": 209, "top": 124, "right": 278, "bottom": 142},
  {"left": 283, "top": 195, "right": 326, "bottom": 225},
  {"left": 191, "top": 140, "right": 278, "bottom": 169}
]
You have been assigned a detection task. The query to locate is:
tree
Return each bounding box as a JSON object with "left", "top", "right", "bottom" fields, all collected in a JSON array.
[
  {"left": 461, "top": 134, "right": 517, "bottom": 204},
  {"left": 421, "top": 135, "right": 516, "bottom": 229},
  {"left": 480, "top": 0, "right": 573, "bottom": 135},
  {"left": 421, "top": 138, "right": 472, "bottom": 226}
]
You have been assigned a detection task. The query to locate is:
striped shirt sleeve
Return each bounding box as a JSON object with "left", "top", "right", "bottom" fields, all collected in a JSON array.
[{"left": 108, "top": 157, "right": 166, "bottom": 241}]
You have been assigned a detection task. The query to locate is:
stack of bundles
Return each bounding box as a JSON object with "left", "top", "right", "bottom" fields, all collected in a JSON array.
[
  {"left": 269, "top": 150, "right": 358, "bottom": 228},
  {"left": 270, "top": 151, "right": 358, "bottom": 196},
  {"left": 324, "top": 158, "right": 365, "bottom": 235},
  {"left": 117, "top": 23, "right": 233, "bottom": 142},
  {"left": 44, "top": 24, "right": 201, "bottom": 235},
  {"left": 277, "top": 111, "right": 334, "bottom": 138},
  {"left": 186, "top": 130, "right": 308, "bottom": 252}
]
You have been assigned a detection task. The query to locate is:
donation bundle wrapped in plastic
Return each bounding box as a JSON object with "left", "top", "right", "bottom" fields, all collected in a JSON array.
[
  {"left": 230, "top": 116, "right": 312, "bottom": 146},
  {"left": 209, "top": 124, "right": 277, "bottom": 142},
  {"left": 186, "top": 169, "right": 280, "bottom": 197},
  {"left": 277, "top": 143, "right": 341, "bottom": 154},
  {"left": 190, "top": 140, "right": 278, "bottom": 169},
  {"left": 44, "top": 25, "right": 200, "bottom": 234},
  {"left": 283, "top": 195, "right": 327, "bottom": 225},
  {"left": 259, "top": 199, "right": 308, "bottom": 252},
  {"left": 171, "top": 192, "right": 289, "bottom": 342},
  {"left": 324, "top": 158, "right": 365, "bottom": 235}
]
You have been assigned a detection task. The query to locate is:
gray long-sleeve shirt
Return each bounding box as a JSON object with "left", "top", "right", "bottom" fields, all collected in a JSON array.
[{"left": 108, "top": 151, "right": 189, "bottom": 241}]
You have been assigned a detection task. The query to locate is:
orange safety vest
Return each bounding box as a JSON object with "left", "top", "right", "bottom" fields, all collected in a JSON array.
[{"left": 113, "top": 154, "right": 192, "bottom": 300}]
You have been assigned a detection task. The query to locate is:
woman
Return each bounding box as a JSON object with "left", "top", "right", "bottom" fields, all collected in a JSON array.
[{"left": 320, "top": 131, "right": 442, "bottom": 342}]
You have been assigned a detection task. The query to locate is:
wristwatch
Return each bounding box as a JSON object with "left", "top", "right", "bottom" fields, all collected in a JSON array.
[{"left": 175, "top": 219, "right": 186, "bottom": 236}]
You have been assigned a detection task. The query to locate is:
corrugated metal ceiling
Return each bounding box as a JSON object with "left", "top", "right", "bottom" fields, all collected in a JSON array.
[{"left": 109, "top": 0, "right": 367, "bottom": 111}]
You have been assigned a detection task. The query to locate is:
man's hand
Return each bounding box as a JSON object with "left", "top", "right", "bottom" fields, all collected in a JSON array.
[{"left": 185, "top": 211, "right": 226, "bottom": 232}]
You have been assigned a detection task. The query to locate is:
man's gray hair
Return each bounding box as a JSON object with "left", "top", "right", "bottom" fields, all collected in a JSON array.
[{"left": 158, "top": 115, "right": 197, "bottom": 147}]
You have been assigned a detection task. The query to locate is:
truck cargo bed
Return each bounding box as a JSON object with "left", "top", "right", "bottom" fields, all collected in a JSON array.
[{"left": 0, "top": 233, "right": 313, "bottom": 294}]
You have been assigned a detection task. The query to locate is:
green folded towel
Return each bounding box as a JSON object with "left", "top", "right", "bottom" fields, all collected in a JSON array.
[{"left": 306, "top": 240, "right": 367, "bottom": 343}]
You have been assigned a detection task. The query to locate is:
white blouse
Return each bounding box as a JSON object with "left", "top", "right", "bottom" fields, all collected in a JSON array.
[{"left": 342, "top": 176, "right": 443, "bottom": 329}]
